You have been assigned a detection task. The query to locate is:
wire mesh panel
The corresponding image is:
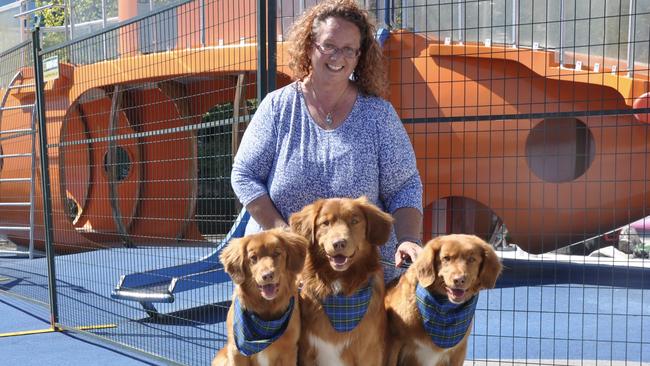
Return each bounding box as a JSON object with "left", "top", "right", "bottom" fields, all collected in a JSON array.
[
  {"left": 32, "top": 0, "right": 256, "bottom": 364},
  {"left": 0, "top": 40, "right": 50, "bottom": 309},
  {"left": 389, "top": 0, "right": 650, "bottom": 364},
  {"left": 0, "top": 2, "right": 24, "bottom": 53}
]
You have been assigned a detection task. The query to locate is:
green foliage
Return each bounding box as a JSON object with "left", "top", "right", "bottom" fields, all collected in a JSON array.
[
  {"left": 40, "top": 31, "right": 67, "bottom": 54},
  {"left": 197, "top": 102, "right": 236, "bottom": 235},
  {"left": 36, "top": 0, "right": 64, "bottom": 27},
  {"left": 72, "top": 0, "right": 118, "bottom": 23},
  {"left": 35, "top": 0, "right": 119, "bottom": 26},
  {"left": 196, "top": 99, "right": 257, "bottom": 234}
]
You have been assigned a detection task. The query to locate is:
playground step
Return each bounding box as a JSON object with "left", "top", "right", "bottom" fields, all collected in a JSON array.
[
  {"left": 0, "top": 104, "right": 34, "bottom": 111},
  {"left": 0, "top": 226, "right": 31, "bottom": 230},
  {"left": 0, "top": 249, "right": 30, "bottom": 257},
  {"left": 0, "top": 153, "right": 32, "bottom": 158},
  {"left": 0, "top": 128, "right": 34, "bottom": 135},
  {"left": 111, "top": 209, "right": 249, "bottom": 315},
  {"left": 0, "top": 178, "right": 31, "bottom": 183},
  {"left": 111, "top": 268, "right": 229, "bottom": 304},
  {"left": 7, "top": 83, "right": 35, "bottom": 90}
]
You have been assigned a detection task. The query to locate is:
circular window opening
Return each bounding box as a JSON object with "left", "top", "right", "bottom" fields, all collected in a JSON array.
[
  {"left": 64, "top": 194, "right": 81, "bottom": 224},
  {"left": 103, "top": 146, "right": 131, "bottom": 181},
  {"left": 526, "top": 118, "right": 595, "bottom": 183}
]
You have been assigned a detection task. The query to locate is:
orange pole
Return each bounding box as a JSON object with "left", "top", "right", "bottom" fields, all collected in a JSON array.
[{"left": 118, "top": 0, "right": 139, "bottom": 56}]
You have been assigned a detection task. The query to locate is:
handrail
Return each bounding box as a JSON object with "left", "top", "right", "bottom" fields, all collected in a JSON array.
[
  {"left": 13, "top": 3, "right": 59, "bottom": 18},
  {"left": 39, "top": 0, "right": 193, "bottom": 56}
]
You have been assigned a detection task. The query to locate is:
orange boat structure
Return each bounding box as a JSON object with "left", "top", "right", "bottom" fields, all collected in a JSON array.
[{"left": 0, "top": 0, "right": 648, "bottom": 254}]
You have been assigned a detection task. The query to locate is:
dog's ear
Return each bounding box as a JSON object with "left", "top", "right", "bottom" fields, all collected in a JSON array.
[
  {"left": 415, "top": 238, "right": 439, "bottom": 288},
  {"left": 220, "top": 237, "right": 247, "bottom": 285},
  {"left": 477, "top": 238, "right": 502, "bottom": 289},
  {"left": 279, "top": 231, "right": 308, "bottom": 274},
  {"left": 289, "top": 200, "right": 323, "bottom": 244},
  {"left": 356, "top": 196, "right": 394, "bottom": 246}
]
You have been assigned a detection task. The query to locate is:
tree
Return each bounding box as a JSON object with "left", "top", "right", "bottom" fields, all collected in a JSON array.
[
  {"left": 35, "top": 0, "right": 118, "bottom": 27},
  {"left": 35, "top": 0, "right": 64, "bottom": 27}
]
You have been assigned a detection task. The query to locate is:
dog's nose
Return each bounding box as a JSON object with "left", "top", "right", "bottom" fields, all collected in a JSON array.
[
  {"left": 453, "top": 275, "right": 466, "bottom": 287},
  {"left": 332, "top": 239, "right": 347, "bottom": 251},
  {"left": 261, "top": 271, "right": 275, "bottom": 282}
]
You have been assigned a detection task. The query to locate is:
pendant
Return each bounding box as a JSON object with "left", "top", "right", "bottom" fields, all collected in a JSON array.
[{"left": 325, "top": 112, "right": 333, "bottom": 125}]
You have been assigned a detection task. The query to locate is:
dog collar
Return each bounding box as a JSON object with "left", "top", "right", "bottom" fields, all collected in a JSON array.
[
  {"left": 233, "top": 296, "right": 295, "bottom": 356},
  {"left": 415, "top": 283, "right": 478, "bottom": 348},
  {"left": 321, "top": 281, "right": 373, "bottom": 332}
]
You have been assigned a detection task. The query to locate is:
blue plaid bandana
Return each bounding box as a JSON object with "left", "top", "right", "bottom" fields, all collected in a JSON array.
[
  {"left": 233, "top": 296, "right": 295, "bottom": 356},
  {"left": 321, "top": 282, "right": 373, "bottom": 332},
  {"left": 415, "top": 283, "right": 478, "bottom": 348}
]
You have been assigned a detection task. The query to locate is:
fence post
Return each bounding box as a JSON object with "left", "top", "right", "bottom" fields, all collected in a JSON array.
[
  {"left": 257, "top": 0, "right": 268, "bottom": 101},
  {"left": 268, "top": 0, "right": 277, "bottom": 92},
  {"left": 31, "top": 26, "right": 59, "bottom": 329},
  {"left": 627, "top": 0, "right": 637, "bottom": 77},
  {"left": 384, "top": 0, "right": 391, "bottom": 26}
]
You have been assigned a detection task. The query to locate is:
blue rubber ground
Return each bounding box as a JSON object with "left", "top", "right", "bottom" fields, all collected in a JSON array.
[
  {"left": 1, "top": 248, "right": 649, "bottom": 365},
  {"left": 0, "top": 295, "right": 168, "bottom": 365}
]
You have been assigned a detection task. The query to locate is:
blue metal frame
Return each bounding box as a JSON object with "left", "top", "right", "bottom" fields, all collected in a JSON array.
[{"left": 111, "top": 209, "right": 250, "bottom": 316}]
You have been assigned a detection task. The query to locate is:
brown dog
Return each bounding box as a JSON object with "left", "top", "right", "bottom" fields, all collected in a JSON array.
[
  {"left": 212, "top": 228, "right": 308, "bottom": 366},
  {"left": 289, "top": 196, "right": 394, "bottom": 366},
  {"left": 385, "top": 234, "right": 502, "bottom": 366}
]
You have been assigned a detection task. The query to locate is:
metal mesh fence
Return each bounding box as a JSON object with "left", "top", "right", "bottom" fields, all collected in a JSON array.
[
  {"left": 38, "top": 1, "right": 256, "bottom": 364},
  {"left": 390, "top": 0, "right": 650, "bottom": 364},
  {"left": 0, "top": 40, "right": 50, "bottom": 309},
  {"left": 0, "top": 2, "right": 23, "bottom": 53},
  {"left": 0, "top": 1, "right": 254, "bottom": 364},
  {"left": 0, "top": 0, "right": 648, "bottom": 365}
]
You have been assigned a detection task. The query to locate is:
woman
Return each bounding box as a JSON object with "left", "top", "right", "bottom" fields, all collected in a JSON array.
[{"left": 231, "top": 0, "right": 422, "bottom": 277}]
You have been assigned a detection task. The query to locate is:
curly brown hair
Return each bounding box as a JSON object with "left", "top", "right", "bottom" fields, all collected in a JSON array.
[{"left": 286, "top": 0, "right": 388, "bottom": 98}]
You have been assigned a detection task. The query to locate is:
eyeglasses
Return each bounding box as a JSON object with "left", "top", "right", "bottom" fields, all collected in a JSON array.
[{"left": 313, "top": 42, "right": 361, "bottom": 59}]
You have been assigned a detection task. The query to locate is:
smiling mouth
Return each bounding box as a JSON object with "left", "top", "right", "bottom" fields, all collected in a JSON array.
[
  {"left": 446, "top": 287, "right": 467, "bottom": 302},
  {"left": 326, "top": 250, "right": 356, "bottom": 270},
  {"left": 258, "top": 283, "right": 279, "bottom": 300},
  {"left": 326, "top": 63, "right": 344, "bottom": 72}
]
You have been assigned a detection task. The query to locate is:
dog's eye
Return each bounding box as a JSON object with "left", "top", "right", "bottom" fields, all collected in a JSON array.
[
  {"left": 467, "top": 257, "right": 476, "bottom": 264},
  {"left": 320, "top": 220, "right": 330, "bottom": 227},
  {"left": 350, "top": 217, "right": 359, "bottom": 225},
  {"left": 272, "top": 251, "right": 281, "bottom": 258},
  {"left": 249, "top": 254, "right": 258, "bottom": 263},
  {"left": 441, "top": 256, "right": 451, "bottom": 263}
]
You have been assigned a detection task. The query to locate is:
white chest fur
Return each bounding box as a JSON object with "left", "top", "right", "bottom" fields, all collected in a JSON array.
[
  {"left": 254, "top": 352, "right": 270, "bottom": 366},
  {"left": 308, "top": 333, "right": 350, "bottom": 365},
  {"left": 413, "top": 339, "right": 447, "bottom": 366},
  {"left": 331, "top": 280, "right": 342, "bottom": 295}
]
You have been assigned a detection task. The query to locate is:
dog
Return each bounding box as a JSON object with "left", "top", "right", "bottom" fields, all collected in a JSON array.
[
  {"left": 289, "top": 196, "right": 394, "bottom": 366},
  {"left": 212, "top": 228, "right": 308, "bottom": 366},
  {"left": 385, "top": 234, "right": 502, "bottom": 366}
]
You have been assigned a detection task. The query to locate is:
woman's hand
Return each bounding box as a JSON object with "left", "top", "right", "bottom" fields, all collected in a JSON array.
[
  {"left": 395, "top": 241, "right": 422, "bottom": 268},
  {"left": 246, "top": 195, "right": 288, "bottom": 230},
  {"left": 392, "top": 207, "right": 423, "bottom": 268}
]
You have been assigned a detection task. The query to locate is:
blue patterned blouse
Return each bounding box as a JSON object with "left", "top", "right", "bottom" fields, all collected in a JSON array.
[{"left": 231, "top": 82, "right": 422, "bottom": 279}]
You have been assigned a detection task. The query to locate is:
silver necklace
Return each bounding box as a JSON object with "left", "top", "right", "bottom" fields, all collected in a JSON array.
[{"left": 304, "top": 81, "right": 348, "bottom": 126}]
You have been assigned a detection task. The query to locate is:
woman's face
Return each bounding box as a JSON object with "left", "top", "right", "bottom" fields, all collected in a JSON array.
[{"left": 309, "top": 17, "right": 361, "bottom": 85}]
